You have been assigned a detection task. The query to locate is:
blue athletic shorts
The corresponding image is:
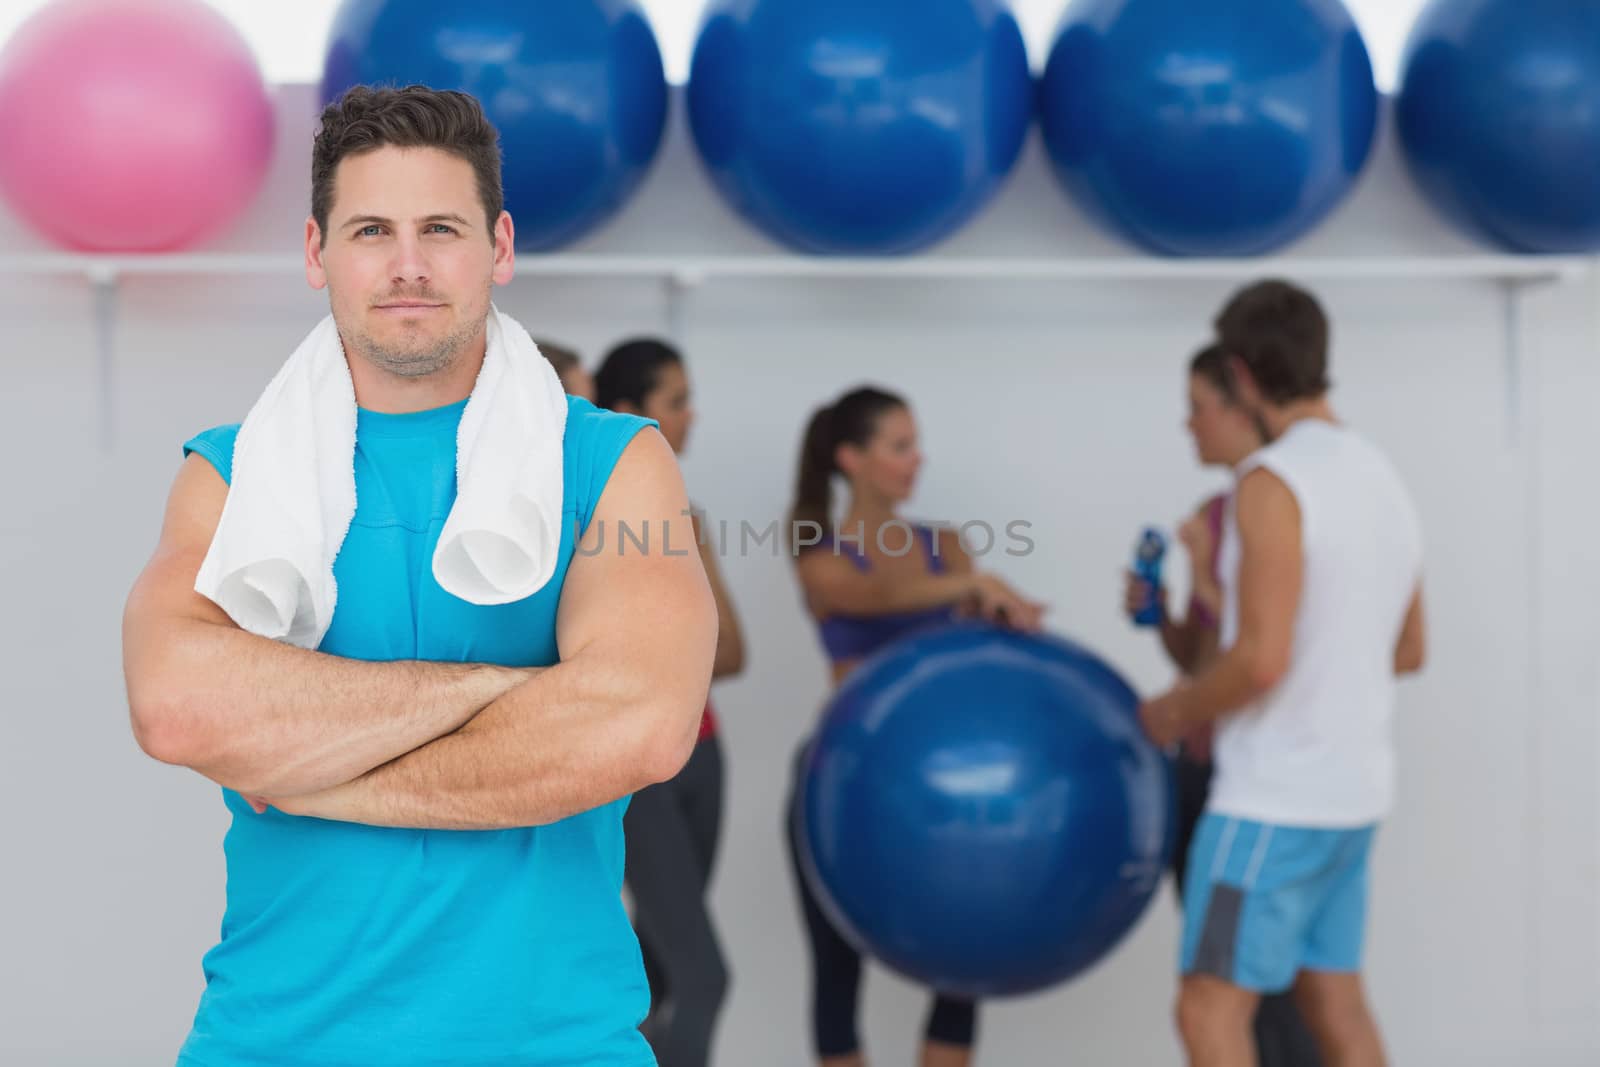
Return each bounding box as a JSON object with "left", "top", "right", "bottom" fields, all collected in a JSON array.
[{"left": 1180, "top": 813, "right": 1377, "bottom": 993}]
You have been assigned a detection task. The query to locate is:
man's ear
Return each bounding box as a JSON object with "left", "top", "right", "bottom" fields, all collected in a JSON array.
[
  {"left": 491, "top": 210, "right": 515, "bottom": 286},
  {"left": 305, "top": 216, "right": 328, "bottom": 290}
]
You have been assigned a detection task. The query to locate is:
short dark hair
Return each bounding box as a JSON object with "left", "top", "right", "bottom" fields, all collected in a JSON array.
[
  {"left": 312, "top": 85, "right": 503, "bottom": 245},
  {"left": 1214, "top": 280, "right": 1331, "bottom": 404},
  {"left": 595, "top": 338, "right": 683, "bottom": 410},
  {"left": 533, "top": 339, "right": 582, "bottom": 379}
]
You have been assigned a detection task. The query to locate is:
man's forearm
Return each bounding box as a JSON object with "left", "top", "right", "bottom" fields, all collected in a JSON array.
[
  {"left": 279, "top": 657, "right": 684, "bottom": 831},
  {"left": 1176, "top": 644, "right": 1269, "bottom": 728},
  {"left": 268, "top": 425, "right": 717, "bottom": 831},
  {"left": 133, "top": 618, "right": 526, "bottom": 797}
]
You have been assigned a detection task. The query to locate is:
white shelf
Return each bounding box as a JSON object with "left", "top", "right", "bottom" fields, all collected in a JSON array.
[{"left": 0, "top": 251, "right": 1589, "bottom": 285}]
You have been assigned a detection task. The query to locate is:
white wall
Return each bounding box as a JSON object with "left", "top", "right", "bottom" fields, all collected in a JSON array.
[{"left": 2, "top": 84, "right": 1598, "bottom": 1066}]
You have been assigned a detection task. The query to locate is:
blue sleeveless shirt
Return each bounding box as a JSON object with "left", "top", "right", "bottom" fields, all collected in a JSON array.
[{"left": 174, "top": 395, "right": 657, "bottom": 1067}]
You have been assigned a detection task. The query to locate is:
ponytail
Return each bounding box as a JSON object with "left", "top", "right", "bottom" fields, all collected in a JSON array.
[{"left": 790, "top": 403, "right": 837, "bottom": 544}]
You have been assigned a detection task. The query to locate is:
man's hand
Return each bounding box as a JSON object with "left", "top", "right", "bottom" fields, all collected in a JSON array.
[
  {"left": 1139, "top": 684, "right": 1190, "bottom": 749},
  {"left": 242, "top": 792, "right": 311, "bottom": 816},
  {"left": 241, "top": 784, "right": 351, "bottom": 820}
]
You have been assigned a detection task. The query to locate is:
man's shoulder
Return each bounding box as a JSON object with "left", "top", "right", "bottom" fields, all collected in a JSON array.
[
  {"left": 562, "top": 397, "right": 661, "bottom": 529},
  {"left": 182, "top": 424, "right": 243, "bottom": 486},
  {"left": 563, "top": 395, "right": 656, "bottom": 442},
  {"left": 562, "top": 396, "right": 659, "bottom": 469}
]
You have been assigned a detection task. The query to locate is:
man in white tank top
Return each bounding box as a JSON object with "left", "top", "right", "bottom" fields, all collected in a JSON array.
[{"left": 1139, "top": 281, "right": 1427, "bottom": 1067}]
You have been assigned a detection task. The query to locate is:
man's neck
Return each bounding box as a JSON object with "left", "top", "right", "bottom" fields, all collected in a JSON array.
[
  {"left": 1261, "top": 395, "right": 1337, "bottom": 442},
  {"left": 347, "top": 338, "right": 487, "bottom": 414}
]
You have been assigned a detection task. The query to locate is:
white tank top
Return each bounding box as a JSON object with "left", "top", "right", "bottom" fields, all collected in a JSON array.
[{"left": 1213, "top": 420, "right": 1423, "bottom": 827}]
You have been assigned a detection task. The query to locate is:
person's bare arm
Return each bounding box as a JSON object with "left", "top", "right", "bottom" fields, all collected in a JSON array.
[
  {"left": 122, "top": 454, "right": 524, "bottom": 797},
  {"left": 796, "top": 525, "right": 1043, "bottom": 629},
  {"left": 694, "top": 510, "right": 746, "bottom": 679},
  {"left": 936, "top": 525, "right": 1047, "bottom": 631},
  {"left": 1160, "top": 612, "right": 1222, "bottom": 675},
  {"left": 1123, "top": 578, "right": 1213, "bottom": 674},
  {"left": 797, "top": 547, "right": 978, "bottom": 616},
  {"left": 1123, "top": 503, "right": 1220, "bottom": 673},
  {"left": 1169, "top": 501, "right": 1225, "bottom": 673},
  {"left": 1186, "top": 624, "right": 1222, "bottom": 673},
  {"left": 935, "top": 525, "right": 974, "bottom": 577},
  {"left": 266, "top": 429, "right": 717, "bottom": 831},
  {"left": 1140, "top": 469, "right": 1302, "bottom": 743},
  {"left": 1394, "top": 583, "right": 1426, "bottom": 675}
]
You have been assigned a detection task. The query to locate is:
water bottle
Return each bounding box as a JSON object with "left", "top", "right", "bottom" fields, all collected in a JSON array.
[{"left": 1131, "top": 527, "right": 1166, "bottom": 627}]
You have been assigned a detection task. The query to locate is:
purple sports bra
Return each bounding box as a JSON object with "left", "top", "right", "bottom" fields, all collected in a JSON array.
[{"left": 813, "top": 525, "right": 957, "bottom": 663}]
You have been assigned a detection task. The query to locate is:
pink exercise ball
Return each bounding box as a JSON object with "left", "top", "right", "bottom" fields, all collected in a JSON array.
[{"left": 0, "top": 0, "right": 275, "bottom": 252}]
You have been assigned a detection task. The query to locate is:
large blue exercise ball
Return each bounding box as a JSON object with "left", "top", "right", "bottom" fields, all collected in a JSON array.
[
  {"left": 321, "top": 0, "right": 668, "bottom": 251},
  {"left": 1038, "top": 0, "right": 1379, "bottom": 256},
  {"left": 1397, "top": 0, "right": 1600, "bottom": 253},
  {"left": 796, "top": 622, "right": 1173, "bottom": 998},
  {"left": 687, "top": 0, "right": 1033, "bottom": 254}
]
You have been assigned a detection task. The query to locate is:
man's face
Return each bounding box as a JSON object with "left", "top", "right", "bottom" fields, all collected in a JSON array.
[{"left": 306, "top": 146, "right": 513, "bottom": 378}]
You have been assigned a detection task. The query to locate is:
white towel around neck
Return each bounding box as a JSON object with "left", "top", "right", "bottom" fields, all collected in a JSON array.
[{"left": 193, "top": 305, "right": 568, "bottom": 649}]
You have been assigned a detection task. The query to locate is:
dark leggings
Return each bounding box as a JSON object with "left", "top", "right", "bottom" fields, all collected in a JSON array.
[
  {"left": 785, "top": 741, "right": 977, "bottom": 1058},
  {"left": 624, "top": 735, "right": 729, "bottom": 1067},
  {"left": 1173, "top": 751, "right": 1325, "bottom": 1067}
]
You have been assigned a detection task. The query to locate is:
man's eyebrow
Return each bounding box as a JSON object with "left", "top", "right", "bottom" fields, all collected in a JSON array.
[
  {"left": 338, "top": 213, "right": 474, "bottom": 230},
  {"left": 339, "top": 214, "right": 390, "bottom": 230}
]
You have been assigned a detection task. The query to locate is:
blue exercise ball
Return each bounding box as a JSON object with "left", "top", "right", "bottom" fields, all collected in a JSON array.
[
  {"left": 687, "top": 0, "right": 1033, "bottom": 254},
  {"left": 321, "top": 0, "right": 667, "bottom": 251},
  {"left": 1038, "top": 0, "right": 1378, "bottom": 256},
  {"left": 796, "top": 622, "right": 1173, "bottom": 998},
  {"left": 1397, "top": 0, "right": 1600, "bottom": 253}
]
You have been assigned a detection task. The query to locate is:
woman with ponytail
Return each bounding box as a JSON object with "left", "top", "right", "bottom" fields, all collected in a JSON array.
[
  {"left": 596, "top": 337, "right": 743, "bottom": 1067},
  {"left": 1121, "top": 344, "right": 1321, "bottom": 1067},
  {"left": 784, "top": 386, "right": 1045, "bottom": 1067}
]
